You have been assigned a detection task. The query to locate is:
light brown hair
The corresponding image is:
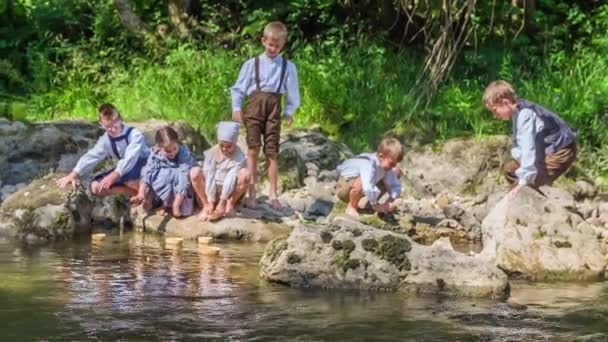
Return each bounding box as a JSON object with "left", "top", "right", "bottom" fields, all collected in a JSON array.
[
  {"left": 155, "top": 126, "right": 179, "bottom": 146},
  {"left": 263, "top": 21, "right": 288, "bottom": 40},
  {"left": 377, "top": 137, "right": 404, "bottom": 162},
  {"left": 482, "top": 80, "right": 517, "bottom": 106},
  {"left": 98, "top": 103, "right": 121, "bottom": 120}
]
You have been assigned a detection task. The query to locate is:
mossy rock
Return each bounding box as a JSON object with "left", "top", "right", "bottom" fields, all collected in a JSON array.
[
  {"left": 343, "top": 258, "right": 361, "bottom": 272},
  {"left": 376, "top": 234, "right": 412, "bottom": 271},
  {"left": 1, "top": 174, "right": 66, "bottom": 211},
  {"left": 287, "top": 253, "right": 302, "bottom": 264},
  {"left": 342, "top": 240, "right": 356, "bottom": 254},
  {"left": 361, "top": 238, "right": 379, "bottom": 252},
  {"left": 264, "top": 236, "right": 289, "bottom": 263},
  {"left": 320, "top": 230, "right": 333, "bottom": 243}
]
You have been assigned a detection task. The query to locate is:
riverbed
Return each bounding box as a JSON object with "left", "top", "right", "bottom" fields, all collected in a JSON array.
[{"left": 1, "top": 232, "right": 606, "bottom": 341}]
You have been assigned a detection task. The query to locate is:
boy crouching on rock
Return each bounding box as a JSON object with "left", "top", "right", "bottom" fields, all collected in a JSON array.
[
  {"left": 56, "top": 103, "right": 150, "bottom": 198},
  {"left": 130, "top": 126, "right": 205, "bottom": 218},
  {"left": 336, "top": 137, "right": 404, "bottom": 217},
  {"left": 198, "top": 121, "right": 251, "bottom": 221},
  {"left": 483, "top": 80, "right": 577, "bottom": 194}
]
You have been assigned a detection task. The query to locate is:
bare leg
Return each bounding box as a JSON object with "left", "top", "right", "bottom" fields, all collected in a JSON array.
[
  {"left": 91, "top": 181, "right": 137, "bottom": 198},
  {"left": 247, "top": 146, "right": 261, "bottom": 208},
  {"left": 346, "top": 177, "right": 364, "bottom": 217},
  {"left": 189, "top": 167, "right": 208, "bottom": 209},
  {"left": 267, "top": 155, "right": 281, "bottom": 209},
  {"left": 172, "top": 194, "right": 184, "bottom": 218},
  {"left": 226, "top": 168, "right": 251, "bottom": 216}
]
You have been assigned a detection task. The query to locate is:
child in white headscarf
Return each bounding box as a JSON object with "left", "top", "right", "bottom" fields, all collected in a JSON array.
[{"left": 198, "top": 121, "right": 251, "bottom": 221}]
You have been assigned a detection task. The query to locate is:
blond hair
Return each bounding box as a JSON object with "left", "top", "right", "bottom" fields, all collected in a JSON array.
[
  {"left": 482, "top": 80, "right": 517, "bottom": 105},
  {"left": 263, "top": 21, "right": 288, "bottom": 40},
  {"left": 377, "top": 137, "right": 404, "bottom": 162}
]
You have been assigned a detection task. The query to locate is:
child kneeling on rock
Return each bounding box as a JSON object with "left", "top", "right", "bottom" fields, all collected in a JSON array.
[
  {"left": 131, "top": 126, "right": 206, "bottom": 218},
  {"left": 198, "top": 121, "right": 251, "bottom": 221},
  {"left": 483, "top": 80, "right": 577, "bottom": 194},
  {"left": 56, "top": 103, "right": 150, "bottom": 198},
  {"left": 336, "top": 136, "right": 404, "bottom": 217}
]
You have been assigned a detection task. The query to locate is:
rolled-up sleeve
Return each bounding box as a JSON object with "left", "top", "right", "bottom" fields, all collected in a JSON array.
[
  {"left": 73, "top": 136, "right": 108, "bottom": 175},
  {"left": 115, "top": 129, "right": 146, "bottom": 176},
  {"left": 230, "top": 60, "right": 253, "bottom": 112},
  {"left": 514, "top": 109, "right": 538, "bottom": 185},
  {"left": 140, "top": 154, "right": 155, "bottom": 186},
  {"left": 360, "top": 163, "right": 381, "bottom": 204},
  {"left": 383, "top": 169, "right": 402, "bottom": 199},
  {"left": 283, "top": 63, "right": 300, "bottom": 117}
]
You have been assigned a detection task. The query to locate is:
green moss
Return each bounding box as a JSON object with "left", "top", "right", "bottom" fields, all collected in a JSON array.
[
  {"left": 331, "top": 201, "right": 347, "bottom": 215},
  {"left": 331, "top": 240, "right": 343, "bottom": 250},
  {"left": 264, "top": 236, "right": 288, "bottom": 263},
  {"left": 362, "top": 238, "right": 379, "bottom": 252},
  {"left": 553, "top": 240, "right": 572, "bottom": 248},
  {"left": 2, "top": 175, "right": 66, "bottom": 211},
  {"left": 50, "top": 210, "right": 72, "bottom": 236},
  {"left": 342, "top": 240, "right": 356, "bottom": 254},
  {"left": 377, "top": 234, "right": 412, "bottom": 271},
  {"left": 320, "top": 230, "right": 333, "bottom": 243},
  {"left": 287, "top": 253, "right": 302, "bottom": 264},
  {"left": 343, "top": 258, "right": 361, "bottom": 271}
]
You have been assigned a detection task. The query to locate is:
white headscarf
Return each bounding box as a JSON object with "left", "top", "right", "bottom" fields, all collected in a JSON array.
[{"left": 217, "top": 121, "right": 240, "bottom": 143}]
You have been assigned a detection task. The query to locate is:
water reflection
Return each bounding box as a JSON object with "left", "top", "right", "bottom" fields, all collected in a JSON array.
[{"left": 0, "top": 234, "right": 607, "bottom": 340}]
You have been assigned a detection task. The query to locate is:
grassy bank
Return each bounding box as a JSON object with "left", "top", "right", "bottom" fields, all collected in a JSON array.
[{"left": 8, "top": 42, "right": 608, "bottom": 180}]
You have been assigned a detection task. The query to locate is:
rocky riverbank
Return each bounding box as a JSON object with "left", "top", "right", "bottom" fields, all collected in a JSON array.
[{"left": 2, "top": 117, "right": 608, "bottom": 299}]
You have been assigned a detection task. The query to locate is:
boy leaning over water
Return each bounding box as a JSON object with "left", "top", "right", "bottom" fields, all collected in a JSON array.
[
  {"left": 230, "top": 21, "right": 300, "bottom": 209},
  {"left": 336, "top": 137, "right": 404, "bottom": 217},
  {"left": 56, "top": 104, "right": 150, "bottom": 198},
  {"left": 483, "top": 80, "right": 577, "bottom": 194}
]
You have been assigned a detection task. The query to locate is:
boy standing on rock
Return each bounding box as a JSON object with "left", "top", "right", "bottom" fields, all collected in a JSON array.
[
  {"left": 336, "top": 137, "right": 404, "bottom": 217},
  {"left": 483, "top": 80, "right": 577, "bottom": 194},
  {"left": 56, "top": 103, "right": 150, "bottom": 198},
  {"left": 230, "top": 21, "right": 300, "bottom": 209}
]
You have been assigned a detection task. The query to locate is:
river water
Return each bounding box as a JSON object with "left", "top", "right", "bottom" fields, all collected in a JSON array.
[{"left": 1, "top": 232, "right": 607, "bottom": 341}]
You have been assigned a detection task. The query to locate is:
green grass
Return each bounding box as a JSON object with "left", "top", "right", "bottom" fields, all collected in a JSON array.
[{"left": 10, "top": 42, "right": 608, "bottom": 180}]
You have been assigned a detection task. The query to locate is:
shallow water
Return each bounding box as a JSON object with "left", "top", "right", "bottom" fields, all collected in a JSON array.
[{"left": 1, "top": 232, "right": 607, "bottom": 341}]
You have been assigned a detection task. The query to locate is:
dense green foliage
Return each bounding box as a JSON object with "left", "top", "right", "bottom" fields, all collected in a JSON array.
[{"left": 2, "top": 0, "right": 608, "bottom": 178}]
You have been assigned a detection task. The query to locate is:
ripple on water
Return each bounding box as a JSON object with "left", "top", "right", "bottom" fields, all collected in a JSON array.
[{"left": 0, "top": 234, "right": 607, "bottom": 340}]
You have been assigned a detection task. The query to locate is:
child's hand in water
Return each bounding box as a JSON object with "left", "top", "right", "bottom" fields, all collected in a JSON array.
[{"left": 56, "top": 172, "right": 80, "bottom": 189}]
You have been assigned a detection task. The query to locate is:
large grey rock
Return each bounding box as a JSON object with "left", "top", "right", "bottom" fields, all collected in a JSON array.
[
  {"left": 131, "top": 206, "right": 291, "bottom": 242},
  {"left": 481, "top": 187, "right": 606, "bottom": 280},
  {"left": 260, "top": 217, "right": 509, "bottom": 299},
  {"left": 402, "top": 135, "right": 510, "bottom": 197},
  {"left": 0, "top": 174, "right": 93, "bottom": 244}
]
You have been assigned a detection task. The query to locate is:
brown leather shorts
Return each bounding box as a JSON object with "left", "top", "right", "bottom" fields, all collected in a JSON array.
[
  {"left": 503, "top": 143, "right": 577, "bottom": 187},
  {"left": 243, "top": 91, "right": 282, "bottom": 157}
]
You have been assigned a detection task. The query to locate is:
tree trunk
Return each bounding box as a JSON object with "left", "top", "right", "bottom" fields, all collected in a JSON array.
[
  {"left": 113, "top": 0, "right": 156, "bottom": 41},
  {"left": 168, "top": 0, "right": 191, "bottom": 37}
]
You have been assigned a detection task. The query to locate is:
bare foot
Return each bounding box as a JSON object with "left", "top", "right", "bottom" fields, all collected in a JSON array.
[
  {"left": 270, "top": 198, "right": 282, "bottom": 210},
  {"left": 225, "top": 202, "right": 236, "bottom": 217},
  {"left": 197, "top": 206, "right": 213, "bottom": 221},
  {"left": 345, "top": 205, "right": 360, "bottom": 217},
  {"left": 207, "top": 211, "right": 223, "bottom": 222},
  {"left": 246, "top": 195, "right": 257, "bottom": 209}
]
